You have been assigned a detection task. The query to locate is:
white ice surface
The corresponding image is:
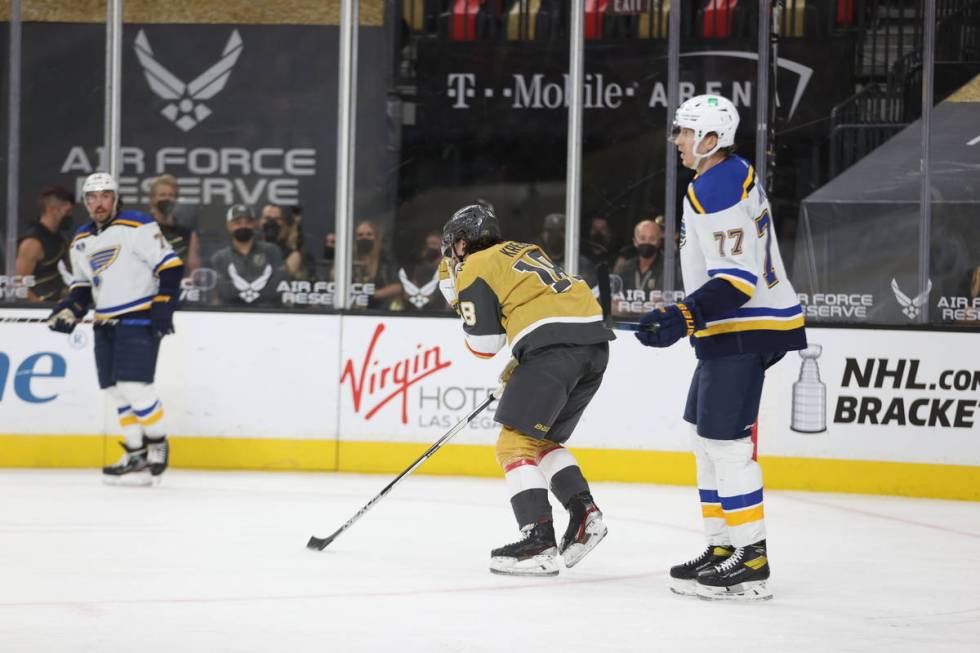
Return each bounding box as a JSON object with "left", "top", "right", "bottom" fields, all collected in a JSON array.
[{"left": 0, "top": 470, "right": 977, "bottom": 653}]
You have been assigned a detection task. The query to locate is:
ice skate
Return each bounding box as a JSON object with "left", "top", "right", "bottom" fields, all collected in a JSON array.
[
  {"left": 102, "top": 442, "right": 152, "bottom": 486},
  {"left": 559, "top": 492, "right": 607, "bottom": 568},
  {"left": 695, "top": 540, "right": 772, "bottom": 601},
  {"left": 490, "top": 520, "right": 559, "bottom": 577},
  {"left": 668, "top": 544, "right": 734, "bottom": 596},
  {"left": 145, "top": 436, "right": 169, "bottom": 483}
]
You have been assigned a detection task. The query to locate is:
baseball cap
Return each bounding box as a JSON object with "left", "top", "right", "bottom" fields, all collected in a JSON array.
[
  {"left": 543, "top": 213, "right": 565, "bottom": 232},
  {"left": 226, "top": 204, "right": 253, "bottom": 222}
]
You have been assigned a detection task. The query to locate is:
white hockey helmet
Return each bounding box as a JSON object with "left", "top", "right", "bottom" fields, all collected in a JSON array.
[
  {"left": 671, "top": 94, "right": 740, "bottom": 166},
  {"left": 82, "top": 171, "right": 119, "bottom": 195},
  {"left": 82, "top": 172, "right": 119, "bottom": 218}
]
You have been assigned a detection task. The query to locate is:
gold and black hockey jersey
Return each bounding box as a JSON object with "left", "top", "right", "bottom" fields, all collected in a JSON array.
[{"left": 455, "top": 241, "right": 613, "bottom": 359}]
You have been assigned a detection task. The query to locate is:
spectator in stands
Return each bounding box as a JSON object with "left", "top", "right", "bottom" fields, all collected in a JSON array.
[
  {"left": 317, "top": 232, "right": 337, "bottom": 282},
  {"left": 539, "top": 212, "right": 597, "bottom": 286},
  {"left": 211, "top": 204, "right": 285, "bottom": 306},
  {"left": 148, "top": 174, "right": 200, "bottom": 274},
  {"left": 15, "top": 185, "right": 75, "bottom": 301},
  {"left": 260, "top": 202, "right": 313, "bottom": 280},
  {"left": 353, "top": 219, "right": 401, "bottom": 310},
  {"left": 396, "top": 230, "right": 448, "bottom": 312},
  {"left": 581, "top": 214, "right": 621, "bottom": 268},
  {"left": 614, "top": 218, "right": 665, "bottom": 297}
]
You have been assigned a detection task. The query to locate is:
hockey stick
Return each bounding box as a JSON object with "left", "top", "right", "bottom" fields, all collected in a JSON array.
[
  {"left": 595, "top": 263, "right": 659, "bottom": 333},
  {"left": 307, "top": 391, "right": 497, "bottom": 551},
  {"left": 0, "top": 316, "right": 150, "bottom": 326}
]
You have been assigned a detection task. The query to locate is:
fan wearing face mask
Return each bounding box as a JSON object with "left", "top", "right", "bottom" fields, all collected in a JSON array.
[
  {"left": 147, "top": 175, "right": 201, "bottom": 274},
  {"left": 259, "top": 202, "right": 314, "bottom": 282},
  {"left": 351, "top": 219, "right": 402, "bottom": 310},
  {"left": 15, "top": 185, "right": 76, "bottom": 301},
  {"left": 612, "top": 217, "right": 665, "bottom": 312},
  {"left": 209, "top": 204, "right": 287, "bottom": 306}
]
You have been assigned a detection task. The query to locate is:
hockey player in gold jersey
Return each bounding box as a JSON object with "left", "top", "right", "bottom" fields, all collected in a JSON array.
[{"left": 439, "top": 204, "right": 614, "bottom": 576}]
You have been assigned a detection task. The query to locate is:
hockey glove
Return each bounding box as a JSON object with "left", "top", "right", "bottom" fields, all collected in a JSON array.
[
  {"left": 46, "top": 298, "right": 87, "bottom": 334},
  {"left": 635, "top": 299, "right": 705, "bottom": 348},
  {"left": 438, "top": 257, "right": 460, "bottom": 314},
  {"left": 150, "top": 295, "right": 177, "bottom": 337},
  {"left": 493, "top": 356, "right": 519, "bottom": 400}
]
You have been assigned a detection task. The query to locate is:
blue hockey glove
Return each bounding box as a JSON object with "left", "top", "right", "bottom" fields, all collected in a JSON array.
[
  {"left": 635, "top": 300, "right": 704, "bottom": 348},
  {"left": 46, "top": 298, "right": 87, "bottom": 334},
  {"left": 150, "top": 295, "right": 177, "bottom": 337}
]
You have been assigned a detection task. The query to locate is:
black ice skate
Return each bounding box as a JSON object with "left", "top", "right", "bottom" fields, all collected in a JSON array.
[
  {"left": 559, "top": 492, "right": 608, "bottom": 568},
  {"left": 668, "top": 544, "right": 734, "bottom": 596},
  {"left": 145, "top": 436, "right": 169, "bottom": 480},
  {"left": 489, "top": 520, "right": 559, "bottom": 577},
  {"left": 102, "top": 442, "right": 151, "bottom": 486},
  {"left": 696, "top": 540, "right": 772, "bottom": 601}
]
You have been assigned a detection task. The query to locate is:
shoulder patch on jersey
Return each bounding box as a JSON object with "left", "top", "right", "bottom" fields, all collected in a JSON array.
[
  {"left": 689, "top": 156, "right": 755, "bottom": 215},
  {"left": 72, "top": 222, "right": 96, "bottom": 242},
  {"left": 113, "top": 211, "right": 155, "bottom": 228}
]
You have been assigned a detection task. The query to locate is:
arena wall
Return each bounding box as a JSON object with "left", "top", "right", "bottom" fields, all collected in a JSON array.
[{"left": 1, "top": 309, "right": 977, "bottom": 500}]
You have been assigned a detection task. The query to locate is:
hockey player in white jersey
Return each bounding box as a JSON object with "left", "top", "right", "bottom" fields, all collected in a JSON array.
[
  {"left": 634, "top": 95, "right": 806, "bottom": 600},
  {"left": 47, "top": 172, "right": 183, "bottom": 486}
]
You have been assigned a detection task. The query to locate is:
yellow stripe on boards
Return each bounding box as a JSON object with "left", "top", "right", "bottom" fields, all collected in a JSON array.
[{"left": 0, "top": 435, "right": 977, "bottom": 501}]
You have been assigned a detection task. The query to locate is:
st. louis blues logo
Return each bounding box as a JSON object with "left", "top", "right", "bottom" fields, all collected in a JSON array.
[
  {"left": 88, "top": 246, "right": 120, "bottom": 287},
  {"left": 134, "top": 29, "right": 243, "bottom": 132}
]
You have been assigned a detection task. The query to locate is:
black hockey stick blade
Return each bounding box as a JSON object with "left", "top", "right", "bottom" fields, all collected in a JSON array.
[
  {"left": 307, "top": 532, "right": 339, "bottom": 551},
  {"left": 306, "top": 394, "right": 496, "bottom": 552}
]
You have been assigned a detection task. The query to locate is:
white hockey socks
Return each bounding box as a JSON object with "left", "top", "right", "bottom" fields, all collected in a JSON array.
[{"left": 702, "top": 435, "right": 766, "bottom": 547}]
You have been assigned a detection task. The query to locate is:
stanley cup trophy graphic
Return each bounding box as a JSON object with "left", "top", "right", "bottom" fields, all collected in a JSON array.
[{"left": 791, "top": 344, "right": 827, "bottom": 433}]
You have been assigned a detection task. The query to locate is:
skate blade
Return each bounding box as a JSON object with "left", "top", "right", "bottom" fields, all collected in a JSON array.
[
  {"left": 489, "top": 554, "right": 559, "bottom": 577},
  {"left": 668, "top": 578, "right": 698, "bottom": 597},
  {"left": 696, "top": 580, "right": 773, "bottom": 601},
  {"left": 102, "top": 472, "right": 153, "bottom": 487},
  {"left": 561, "top": 519, "right": 608, "bottom": 568}
]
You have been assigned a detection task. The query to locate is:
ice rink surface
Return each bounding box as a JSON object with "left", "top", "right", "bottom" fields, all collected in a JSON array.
[{"left": 0, "top": 470, "right": 977, "bottom": 653}]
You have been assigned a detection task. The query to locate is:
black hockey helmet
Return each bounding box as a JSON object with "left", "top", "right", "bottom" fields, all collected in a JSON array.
[{"left": 441, "top": 203, "right": 502, "bottom": 258}]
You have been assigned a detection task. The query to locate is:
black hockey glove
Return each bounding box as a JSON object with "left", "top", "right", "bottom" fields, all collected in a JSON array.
[
  {"left": 150, "top": 295, "right": 177, "bottom": 338},
  {"left": 635, "top": 299, "right": 705, "bottom": 348},
  {"left": 46, "top": 297, "right": 88, "bottom": 334}
]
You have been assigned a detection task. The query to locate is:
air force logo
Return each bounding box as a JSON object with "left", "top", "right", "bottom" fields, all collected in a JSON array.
[
  {"left": 398, "top": 268, "right": 440, "bottom": 309},
  {"left": 134, "top": 29, "right": 244, "bottom": 132},
  {"left": 891, "top": 278, "right": 932, "bottom": 320}
]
